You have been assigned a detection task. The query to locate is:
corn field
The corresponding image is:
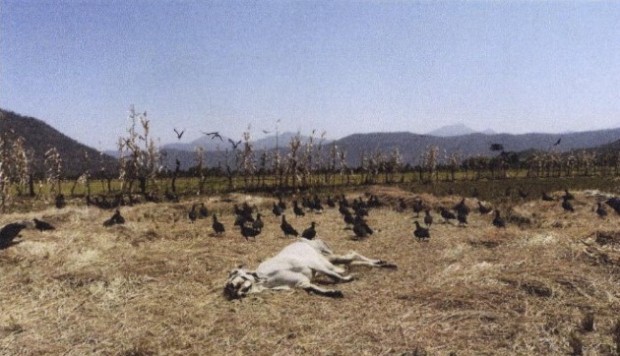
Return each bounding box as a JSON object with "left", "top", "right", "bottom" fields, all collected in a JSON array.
[{"left": 2, "top": 108, "right": 620, "bottom": 211}]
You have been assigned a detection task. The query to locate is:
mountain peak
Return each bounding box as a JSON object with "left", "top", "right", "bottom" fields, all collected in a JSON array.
[{"left": 427, "top": 123, "right": 477, "bottom": 137}]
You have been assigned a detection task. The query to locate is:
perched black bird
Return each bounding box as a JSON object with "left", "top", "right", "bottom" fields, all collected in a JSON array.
[
  {"left": 212, "top": 214, "right": 225, "bottom": 235},
  {"left": 353, "top": 215, "right": 373, "bottom": 238},
  {"left": 606, "top": 197, "right": 620, "bottom": 214},
  {"left": 0, "top": 223, "right": 27, "bottom": 249},
  {"left": 343, "top": 211, "right": 355, "bottom": 227},
  {"left": 562, "top": 196, "right": 575, "bottom": 212},
  {"left": 198, "top": 203, "right": 209, "bottom": 219},
  {"left": 240, "top": 223, "right": 261, "bottom": 241},
  {"left": 424, "top": 209, "right": 433, "bottom": 227},
  {"left": 233, "top": 214, "right": 248, "bottom": 228},
  {"left": 55, "top": 194, "right": 66, "bottom": 209},
  {"left": 478, "top": 201, "right": 492, "bottom": 215},
  {"left": 453, "top": 198, "right": 470, "bottom": 216},
  {"left": 103, "top": 209, "right": 125, "bottom": 227},
  {"left": 301, "top": 222, "right": 317, "bottom": 240},
  {"left": 252, "top": 213, "right": 264, "bottom": 231},
  {"left": 492, "top": 210, "right": 506, "bottom": 228},
  {"left": 398, "top": 198, "right": 407, "bottom": 212},
  {"left": 326, "top": 195, "right": 336, "bottom": 208},
  {"left": 188, "top": 204, "right": 198, "bottom": 223},
  {"left": 277, "top": 196, "right": 287, "bottom": 211},
  {"left": 353, "top": 221, "right": 370, "bottom": 239},
  {"left": 280, "top": 215, "right": 299, "bottom": 237},
  {"left": 596, "top": 202, "right": 607, "bottom": 218},
  {"left": 272, "top": 202, "right": 283, "bottom": 217},
  {"left": 414, "top": 221, "right": 430, "bottom": 241},
  {"left": 233, "top": 204, "right": 244, "bottom": 216},
  {"left": 293, "top": 201, "right": 305, "bottom": 217},
  {"left": 542, "top": 192, "right": 555, "bottom": 201},
  {"left": 311, "top": 195, "right": 324, "bottom": 212},
  {"left": 439, "top": 207, "right": 456, "bottom": 223},
  {"left": 457, "top": 211, "right": 468, "bottom": 227},
  {"left": 367, "top": 195, "right": 382, "bottom": 208},
  {"left": 412, "top": 199, "right": 424, "bottom": 217},
  {"left": 339, "top": 202, "right": 352, "bottom": 217},
  {"left": 33, "top": 218, "right": 55, "bottom": 231},
  {"left": 339, "top": 194, "right": 350, "bottom": 208}
]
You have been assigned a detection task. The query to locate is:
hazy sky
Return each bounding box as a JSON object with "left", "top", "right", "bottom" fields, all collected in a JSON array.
[{"left": 1, "top": 1, "right": 620, "bottom": 150}]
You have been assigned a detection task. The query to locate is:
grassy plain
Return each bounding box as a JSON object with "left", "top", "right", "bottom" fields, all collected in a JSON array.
[{"left": 1, "top": 186, "right": 620, "bottom": 355}]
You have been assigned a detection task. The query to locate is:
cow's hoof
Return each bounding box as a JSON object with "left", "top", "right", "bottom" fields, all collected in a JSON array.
[
  {"left": 378, "top": 260, "right": 398, "bottom": 269},
  {"left": 327, "top": 290, "right": 344, "bottom": 298}
]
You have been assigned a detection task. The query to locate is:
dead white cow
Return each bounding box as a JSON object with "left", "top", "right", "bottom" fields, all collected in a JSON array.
[{"left": 224, "top": 238, "right": 396, "bottom": 299}]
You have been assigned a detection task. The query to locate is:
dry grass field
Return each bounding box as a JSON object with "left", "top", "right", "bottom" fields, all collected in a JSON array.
[{"left": 1, "top": 186, "right": 620, "bottom": 355}]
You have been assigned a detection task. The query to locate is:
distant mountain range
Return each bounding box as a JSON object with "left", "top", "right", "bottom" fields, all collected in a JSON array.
[
  {"left": 332, "top": 128, "right": 620, "bottom": 166},
  {"left": 3, "top": 108, "right": 619, "bottom": 174},
  {"left": 427, "top": 123, "right": 478, "bottom": 137}
]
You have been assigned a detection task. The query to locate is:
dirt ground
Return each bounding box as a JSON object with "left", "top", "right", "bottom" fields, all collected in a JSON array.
[{"left": 1, "top": 187, "right": 620, "bottom": 355}]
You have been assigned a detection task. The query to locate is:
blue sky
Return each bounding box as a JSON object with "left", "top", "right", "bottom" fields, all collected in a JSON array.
[{"left": 1, "top": 1, "right": 620, "bottom": 150}]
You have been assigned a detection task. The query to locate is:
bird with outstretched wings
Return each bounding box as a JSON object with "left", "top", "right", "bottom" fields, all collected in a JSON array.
[
  {"left": 202, "top": 131, "right": 223, "bottom": 141},
  {"left": 553, "top": 138, "right": 561, "bottom": 146},
  {"left": 173, "top": 128, "right": 185, "bottom": 140},
  {"left": 228, "top": 139, "right": 242, "bottom": 150}
]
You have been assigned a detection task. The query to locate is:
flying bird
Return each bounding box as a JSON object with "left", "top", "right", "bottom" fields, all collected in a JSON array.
[
  {"left": 202, "top": 131, "right": 223, "bottom": 141},
  {"left": 553, "top": 138, "right": 562, "bottom": 146},
  {"left": 262, "top": 130, "right": 271, "bottom": 134},
  {"left": 173, "top": 128, "right": 185, "bottom": 140},
  {"left": 228, "top": 139, "right": 242, "bottom": 150}
]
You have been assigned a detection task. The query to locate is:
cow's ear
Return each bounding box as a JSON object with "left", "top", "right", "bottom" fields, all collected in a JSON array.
[{"left": 251, "top": 272, "right": 260, "bottom": 281}]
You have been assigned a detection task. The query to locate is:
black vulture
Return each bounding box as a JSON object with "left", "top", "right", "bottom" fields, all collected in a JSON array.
[
  {"left": 0, "top": 223, "right": 27, "bottom": 249},
  {"left": 188, "top": 204, "right": 197, "bottom": 223},
  {"left": 424, "top": 209, "right": 433, "bottom": 227},
  {"left": 440, "top": 207, "right": 456, "bottom": 223},
  {"left": 33, "top": 218, "right": 55, "bottom": 232},
  {"left": 280, "top": 215, "right": 299, "bottom": 237},
  {"left": 301, "top": 222, "right": 317, "bottom": 240},
  {"left": 478, "top": 202, "right": 492, "bottom": 215},
  {"left": 414, "top": 221, "right": 430, "bottom": 241},
  {"left": 212, "top": 214, "right": 225, "bottom": 235},
  {"left": 252, "top": 213, "right": 264, "bottom": 231},
  {"left": 103, "top": 209, "right": 125, "bottom": 227},
  {"left": 562, "top": 196, "right": 575, "bottom": 212},
  {"left": 293, "top": 201, "right": 305, "bottom": 217},
  {"left": 492, "top": 210, "right": 506, "bottom": 228},
  {"left": 596, "top": 202, "right": 607, "bottom": 218},
  {"left": 198, "top": 203, "right": 209, "bottom": 219}
]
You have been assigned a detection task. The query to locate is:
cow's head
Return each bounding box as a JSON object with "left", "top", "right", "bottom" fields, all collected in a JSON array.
[{"left": 224, "top": 268, "right": 261, "bottom": 300}]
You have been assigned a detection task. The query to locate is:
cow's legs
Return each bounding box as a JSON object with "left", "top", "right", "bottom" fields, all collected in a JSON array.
[
  {"left": 297, "top": 279, "right": 344, "bottom": 298},
  {"left": 328, "top": 251, "right": 396, "bottom": 268}
]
